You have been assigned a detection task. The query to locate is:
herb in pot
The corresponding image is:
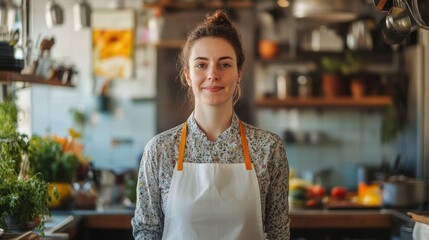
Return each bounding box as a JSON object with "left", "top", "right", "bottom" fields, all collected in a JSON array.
[{"left": 0, "top": 100, "right": 53, "bottom": 234}]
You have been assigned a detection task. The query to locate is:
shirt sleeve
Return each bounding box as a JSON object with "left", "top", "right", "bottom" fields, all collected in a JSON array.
[
  {"left": 265, "top": 138, "right": 290, "bottom": 240},
  {"left": 132, "top": 141, "right": 164, "bottom": 240}
]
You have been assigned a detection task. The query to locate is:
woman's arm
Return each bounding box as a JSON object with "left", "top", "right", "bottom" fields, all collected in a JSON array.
[
  {"left": 265, "top": 138, "right": 290, "bottom": 240},
  {"left": 132, "top": 143, "right": 164, "bottom": 240}
]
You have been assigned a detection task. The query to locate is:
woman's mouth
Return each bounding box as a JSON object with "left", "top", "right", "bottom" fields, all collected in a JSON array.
[{"left": 203, "top": 86, "right": 224, "bottom": 92}]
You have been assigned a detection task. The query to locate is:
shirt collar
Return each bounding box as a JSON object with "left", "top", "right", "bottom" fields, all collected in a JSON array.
[{"left": 186, "top": 112, "right": 241, "bottom": 142}]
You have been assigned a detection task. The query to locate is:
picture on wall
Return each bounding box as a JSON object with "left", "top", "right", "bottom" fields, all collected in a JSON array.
[{"left": 92, "top": 9, "right": 135, "bottom": 79}]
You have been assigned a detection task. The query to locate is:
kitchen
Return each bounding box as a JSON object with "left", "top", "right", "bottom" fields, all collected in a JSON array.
[{"left": 0, "top": 0, "right": 429, "bottom": 239}]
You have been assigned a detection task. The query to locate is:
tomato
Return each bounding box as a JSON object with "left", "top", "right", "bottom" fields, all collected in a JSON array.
[
  {"left": 306, "top": 199, "right": 318, "bottom": 208},
  {"left": 308, "top": 185, "right": 325, "bottom": 199},
  {"left": 330, "top": 186, "right": 348, "bottom": 200}
]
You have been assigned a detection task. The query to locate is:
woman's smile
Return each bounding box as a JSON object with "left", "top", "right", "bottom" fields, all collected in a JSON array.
[{"left": 203, "top": 85, "right": 224, "bottom": 93}]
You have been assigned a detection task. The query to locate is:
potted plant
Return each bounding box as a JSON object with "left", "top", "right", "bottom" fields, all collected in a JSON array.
[
  {"left": 320, "top": 55, "right": 343, "bottom": 98},
  {"left": 0, "top": 100, "right": 53, "bottom": 234},
  {"left": 340, "top": 51, "right": 366, "bottom": 98},
  {"left": 28, "top": 134, "right": 81, "bottom": 209}
]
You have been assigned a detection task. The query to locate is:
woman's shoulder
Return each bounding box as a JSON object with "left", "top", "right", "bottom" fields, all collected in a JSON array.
[
  {"left": 145, "top": 123, "right": 184, "bottom": 150},
  {"left": 242, "top": 122, "right": 283, "bottom": 144}
]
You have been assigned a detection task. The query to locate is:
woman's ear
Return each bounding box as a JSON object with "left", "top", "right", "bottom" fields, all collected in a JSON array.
[
  {"left": 184, "top": 68, "right": 192, "bottom": 86},
  {"left": 237, "top": 69, "right": 243, "bottom": 82}
]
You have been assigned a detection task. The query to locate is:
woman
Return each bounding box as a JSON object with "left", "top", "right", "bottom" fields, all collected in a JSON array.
[{"left": 132, "top": 9, "right": 290, "bottom": 240}]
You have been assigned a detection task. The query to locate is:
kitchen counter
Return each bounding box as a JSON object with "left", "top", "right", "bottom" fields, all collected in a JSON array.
[
  {"left": 50, "top": 207, "right": 402, "bottom": 230},
  {"left": 290, "top": 209, "right": 393, "bottom": 229},
  {"left": 48, "top": 207, "right": 414, "bottom": 240}
]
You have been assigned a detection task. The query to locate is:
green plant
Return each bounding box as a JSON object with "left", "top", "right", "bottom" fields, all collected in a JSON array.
[
  {"left": 0, "top": 163, "right": 52, "bottom": 233},
  {"left": 28, "top": 136, "right": 80, "bottom": 184},
  {"left": 340, "top": 51, "right": 365, "bottom": 75},
  {"left": 320, "top": 56, "right": 342, "bottom": 74},
  {"left": 0, "top": 100, "right": 27, "bottom": 173},
  {"left": 0, "top": 100, "right": 52, "bottom": 234}
]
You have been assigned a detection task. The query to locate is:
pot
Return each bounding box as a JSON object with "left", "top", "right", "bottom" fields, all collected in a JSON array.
[
  {"left": 377, "top": 5, "right": 411, "bottom": 45},
  {"left": 382, "top": 177, "right": 426, "bottom": 208}
]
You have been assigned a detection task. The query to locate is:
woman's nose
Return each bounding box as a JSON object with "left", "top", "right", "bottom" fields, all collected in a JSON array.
[{"left": 207, "top": 65, "right": 219, "bottom": 80}]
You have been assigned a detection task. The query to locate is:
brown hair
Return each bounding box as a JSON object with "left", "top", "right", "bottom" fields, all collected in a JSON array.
[{"left": 178, "top": 9, "right": 245, "bottom": 106}]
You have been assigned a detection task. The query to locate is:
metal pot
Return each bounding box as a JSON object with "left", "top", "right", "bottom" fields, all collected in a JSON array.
[
  {"left": 382, "top": 178, "right": 426, "bottom": 208},
  {"left": 377, "top": 5, "right": 411, "bottom": 45}
]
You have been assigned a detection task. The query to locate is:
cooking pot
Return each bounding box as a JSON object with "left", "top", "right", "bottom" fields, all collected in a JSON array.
[
  {"left": 377, "top": 5, "right": 411, "bottom": 45},
  {"left": 382, "top": 177, "right": 426, "bottom": 208}
]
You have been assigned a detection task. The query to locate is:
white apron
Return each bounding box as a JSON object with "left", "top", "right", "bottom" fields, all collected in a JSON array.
[{"left": 162, "top": 121, "right": 265, "bottom": 240}]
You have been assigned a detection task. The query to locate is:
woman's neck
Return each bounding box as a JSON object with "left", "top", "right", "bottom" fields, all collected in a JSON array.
[{"left": 194, "top": 106, "right": 233, "bottom": 141}]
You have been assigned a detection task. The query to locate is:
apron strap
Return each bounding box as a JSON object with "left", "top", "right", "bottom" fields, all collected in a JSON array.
[
  {"left": 239, "top": 121, "right": 253, "bottom": 170},
  {"left": 177, "top": 121, "right": 253, "bottom": 171},
  {"left": 177, "top": 122, "right": 187, "bottom": 171}
]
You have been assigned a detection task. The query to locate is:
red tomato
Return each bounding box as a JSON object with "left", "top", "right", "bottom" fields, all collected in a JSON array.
[
  {"left": 330, "top": 186, "right": 348, "bottom": 200},
  {"left": 309, "top": 185, "right": 325, "bottom": 199},
  {"left": 306, "top": 199, "right": 318, "bottom": 208}
]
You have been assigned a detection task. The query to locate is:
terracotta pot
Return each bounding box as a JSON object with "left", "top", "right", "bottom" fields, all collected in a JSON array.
[
  {"left": 322, "top": 73, "right": 342, "bottom": 98},
  {"left": 350, "top": 77, "right": 365, "bottom": 98},
  {"left": 5, "top": 215, "right": 41, "bottom": 231},
  {"left": 258, "top": 40, "right": 278, "bottom": 59}
]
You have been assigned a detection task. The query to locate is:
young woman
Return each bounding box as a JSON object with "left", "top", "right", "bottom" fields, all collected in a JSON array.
[{"left": 132, "top": 10, "right": 290, "bottom": 240}]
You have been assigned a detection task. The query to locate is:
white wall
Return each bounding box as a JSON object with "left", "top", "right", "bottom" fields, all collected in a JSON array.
[{"left": 28, "top": 0, "right": 156, "bottom": 172}]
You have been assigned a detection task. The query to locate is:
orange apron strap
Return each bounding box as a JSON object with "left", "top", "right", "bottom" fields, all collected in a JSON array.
[
  {"left": 177, "top": 122, "right": 187, "bottom": 171},
  {"left": 239, "top": 121, "right": 253, "bottom": 170}
]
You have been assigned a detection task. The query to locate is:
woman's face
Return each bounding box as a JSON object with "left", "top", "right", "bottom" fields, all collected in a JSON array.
[{"left": 185, "top": 37, "right": 242, "bottom": 109}]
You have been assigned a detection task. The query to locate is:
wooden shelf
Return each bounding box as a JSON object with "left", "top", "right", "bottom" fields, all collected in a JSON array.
[
  {"left": 0, "top": 71, "right": 74, "bottom": 87},
  {"left": 136, "top": 39, "right": 184, "bottom": 49},
  {"left": 256, "top": 96, "right": 392, "bottom": 109},
  {"left": 143, "top": 0, "right": 253, "bottom": 10}
]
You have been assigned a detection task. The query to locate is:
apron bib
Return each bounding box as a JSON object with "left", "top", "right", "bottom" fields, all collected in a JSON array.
[{"left": 162, "top": 121, "right": 264, "bottom": 240}]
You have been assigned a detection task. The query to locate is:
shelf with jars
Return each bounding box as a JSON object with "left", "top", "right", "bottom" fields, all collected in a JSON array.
[
  {"left": 256, "top": 96, "right": 392, "bottom": 109},
  {"left": 0, "top": 71, "right": 75, "bottom": 88}
]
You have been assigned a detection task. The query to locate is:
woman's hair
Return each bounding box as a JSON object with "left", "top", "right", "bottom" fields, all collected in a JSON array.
[{"left": 178, "top": 9, "right": 245, "bottom": 106}]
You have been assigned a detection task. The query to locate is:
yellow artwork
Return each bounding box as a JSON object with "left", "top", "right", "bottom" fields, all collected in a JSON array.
[{"left": 92, "top": 10, "right": 135, "bottom": 79}]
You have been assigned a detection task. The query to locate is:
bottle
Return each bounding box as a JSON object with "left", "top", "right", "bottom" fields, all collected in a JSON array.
[
  {"left": 148, "top": 7, "right": 164, "bottom": 43},
  {"left": 297, "top": 73, "right": 312, "bottom": 98},
  {"left": 275, "top": 70, "right": 291, "bottom": 99}
]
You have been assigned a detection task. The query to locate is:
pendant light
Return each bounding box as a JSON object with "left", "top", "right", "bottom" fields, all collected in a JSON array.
[{"left": 292, "top": 0, "right": 360, "bottom": 22}]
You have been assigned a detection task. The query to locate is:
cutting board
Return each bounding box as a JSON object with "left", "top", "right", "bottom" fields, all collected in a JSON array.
[{"left": 326, "top": 199, "right": 381, "bottom": 210}]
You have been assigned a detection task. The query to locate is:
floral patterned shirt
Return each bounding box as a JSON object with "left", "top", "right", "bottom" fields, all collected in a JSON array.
[{"left": 132, "top": 112, "right": 290, "bottom": 240}]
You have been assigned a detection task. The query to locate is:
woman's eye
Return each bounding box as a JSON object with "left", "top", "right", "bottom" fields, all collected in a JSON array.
[
  {"left": 220, "top": 63, "right": 231, "bottom": 68},
  {"left": 195, "top": 63, "right": 206, "bottom": 68}
]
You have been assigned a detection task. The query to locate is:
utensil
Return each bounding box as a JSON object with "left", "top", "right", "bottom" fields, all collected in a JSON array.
[
  {"left": 378, "top": 3, "right": 411, "bottom": 45},
  {"left": 387, "top": 5, "right": 411, "bottom": 35},
  {"left": 45, "top": 0, "right": 64, "bottom": 28},
  {"left": 73, "top": 0, "right": 91, "bottom": 31}
]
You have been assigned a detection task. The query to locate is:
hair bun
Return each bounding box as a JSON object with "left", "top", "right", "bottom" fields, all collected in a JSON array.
[{"left": 206, "top": 10, "right": 232, "bottom": 28}]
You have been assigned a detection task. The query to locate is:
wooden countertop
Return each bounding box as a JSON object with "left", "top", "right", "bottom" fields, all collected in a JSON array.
[
  {"left": 290, "top": 209, "right": 393, "bottom": 229},
  {"left": 62, "top": 208, "right": 395, "bottom": 230}
]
